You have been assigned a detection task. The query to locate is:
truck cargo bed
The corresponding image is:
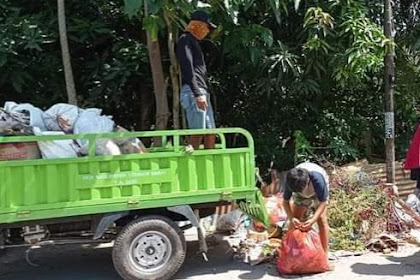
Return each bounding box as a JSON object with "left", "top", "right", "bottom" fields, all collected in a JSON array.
[{"left": 0, "top": 128, "right": 256, "bottom": 224}]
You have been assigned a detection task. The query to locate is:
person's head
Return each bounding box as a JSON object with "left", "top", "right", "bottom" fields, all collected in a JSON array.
[
  {"left": 286, "top": 168, "right": 309, "bottom": 193},
  {"left": 186, "top": 10, "right": 217, "bottom": 40}
]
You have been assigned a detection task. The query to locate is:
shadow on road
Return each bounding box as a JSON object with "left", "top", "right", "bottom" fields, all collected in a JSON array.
[
  {"left": 351, "top": 251, "right": 420, "bottom": 276},
  {"left": 0, "top": 239, "right": 280, "bottom": 280},
  {"left": 176, "top": 239, "right": 279, "bottom": 279}
]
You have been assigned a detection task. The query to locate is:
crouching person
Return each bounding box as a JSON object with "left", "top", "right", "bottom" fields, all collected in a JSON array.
[{"left": 282, "top": 162, "right": 330, "bottom": 255}]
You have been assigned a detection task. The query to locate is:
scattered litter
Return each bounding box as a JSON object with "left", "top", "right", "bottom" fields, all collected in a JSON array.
[
  {"left": 264, "top": 194, "right": 287, "bottom": 225},
  {"left": 252, "top": 194, "right": 287, "bottom": 235},
  {"left": 220, "top": 161, "right": 420, "bottom": 276},
  {"left": 330, "top": 250, "right": 368, "bottom": 258},
  {"left": 366, "top": 233, "right": 399, "bottom": 253},
  {"left": 406, "top": 229, "right": 420, "bottom": 246},
  {"left": 232, "top": 234, "right": 277, "bottom": 266},
  {"left": 216, "top": 209, "right": 246, "bottom": 234},
  {"left": 247, "top": 229, "right": 268, "bottom": 242},
  {"left": 395, "top": 198, "right": 420, "bottom": 227},
  {"left": 406, "top": 194, "right": 420, "bottom": 214}
]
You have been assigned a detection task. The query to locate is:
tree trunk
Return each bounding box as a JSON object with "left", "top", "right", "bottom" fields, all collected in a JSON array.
[
  {"left": 144, "top": 3, "right": 169, "bottom": 131},
  {"left": 384, "top": 0, "right": 395, "bottom": 184},
  {"left": 164, "top": 12, "right": 181, "bottom": 129},
  {"left": 57, "top": 0, "right": 77, "bottom": 105},
  {"left": 146, "top": 36, "right": 169, "bottom": 131}
]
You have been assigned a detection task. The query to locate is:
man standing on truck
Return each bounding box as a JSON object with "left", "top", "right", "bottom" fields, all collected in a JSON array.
[
  {"left": 176, "top": 11, "right": 217, "bottom": 151},
  {"left": 282, "top": 162, "right": 331, "bottom": 258}
]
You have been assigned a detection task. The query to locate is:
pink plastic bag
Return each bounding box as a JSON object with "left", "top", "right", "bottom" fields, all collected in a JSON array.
[
  {"left": 265, "top": 194, "right": 287, "bottom": 224},
  {"left": 277, "top": 229, "right": 329, "bottom": 275}
]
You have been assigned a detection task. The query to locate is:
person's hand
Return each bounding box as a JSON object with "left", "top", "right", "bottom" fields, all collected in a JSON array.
[
  {"left": 289, "top": 218, "right": 302, "bottom": 230},
  {"left": 195, "top": 95, "right": 207, "bottom": 110},
  {"left": 300, "top": 218, "right": 315, "bottom": 232}
]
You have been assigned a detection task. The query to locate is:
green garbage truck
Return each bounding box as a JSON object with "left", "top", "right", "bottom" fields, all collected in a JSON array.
[{"left": 0, "top": 128, "right": 268, "bottom": 280}]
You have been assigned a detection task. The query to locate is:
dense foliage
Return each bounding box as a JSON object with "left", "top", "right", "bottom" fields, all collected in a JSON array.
[{"left": 0, "top": 0, "right": 419, "bottom": 170}]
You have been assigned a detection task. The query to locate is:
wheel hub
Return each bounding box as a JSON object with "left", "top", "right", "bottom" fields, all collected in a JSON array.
[
  {"left": 129, "top": 231, "right": 172, "bottom": 272},
  {"left": 146, "top": 246, "right": 155, "bottom": 255}
]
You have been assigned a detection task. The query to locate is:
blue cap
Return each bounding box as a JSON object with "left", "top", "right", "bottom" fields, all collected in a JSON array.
[{"left": 190, "top": 10, "right": 217, "bottom": 29}]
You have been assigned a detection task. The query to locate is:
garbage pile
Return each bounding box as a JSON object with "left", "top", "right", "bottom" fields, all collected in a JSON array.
[
  {"left": 327, "top": 168, "right": 390, "bottom": 251},
  {"left": 222, "top": 162, "right": 420, "bottom": 275},
  {"left": 0, "top": 102, "right": 146, "bottom": 161},
  {"left": 327, "top": 163, "right": 420, "bottom": 252},
  {"left": 222, "top": 193, "right": 331, "bottom": 275}
]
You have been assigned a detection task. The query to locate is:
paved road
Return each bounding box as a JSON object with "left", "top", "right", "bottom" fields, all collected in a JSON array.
[{"left": 1, "top": 238, "right": 420, "bottom": 280}]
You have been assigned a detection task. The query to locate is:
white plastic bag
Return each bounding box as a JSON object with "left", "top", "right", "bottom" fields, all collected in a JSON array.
[
  {"left": 216, "top": 209, "right": 246, "bottom": 233},
  {"left": 407, "top": 194, "right": 420, "bottom": 214},
  {"left": 33, "top": 128, "right": 79, "bottom": 159},
  {"left": 43, "top": 103, "right": 83, "bottom": 133},
  {"left": 74, "top": 109, "right": 119, "bottom": 155},
  {"left": 2, "top": 102, "right": 46, "bottom": 131},
  {"left": 113, "top": 126, "right": 147, "bottom": 154},
  {"left": 73, "top": 109, "right": 114, "bottom": 136},
  {"left": 78, "top": 139, "right": 121, "bottom": 156}
]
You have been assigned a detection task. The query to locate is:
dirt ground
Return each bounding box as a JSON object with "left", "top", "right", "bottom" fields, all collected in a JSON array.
[{"left": 1, "top": 235, "right": 420, "bottom": 280}]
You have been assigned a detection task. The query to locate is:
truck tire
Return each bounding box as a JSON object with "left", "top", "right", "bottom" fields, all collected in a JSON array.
[{"left": 112, "top": 215, "right": 186, "bottom": 280}]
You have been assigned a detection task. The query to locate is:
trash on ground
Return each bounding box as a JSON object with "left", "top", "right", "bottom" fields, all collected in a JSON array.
[
  {"left": 216, "top": 209, "right": 246, "bottom": 234},
  {"left": 232, "top": 231, "right": 277, "bottom": 266},
  {"left": 406, "top": 229, "right": 420, "bottom": 246},
  {"left": 252, "top": 193, "right": 287, "bottom": 234},
  {"left": 366, "top": 233, "right": 399, "bottom": 254},
  {"left": 406, "top": 193, "right": 420, "bottom": 215},
  {"left": 247, "top": 229, "right": 269, "bottom": 242}
]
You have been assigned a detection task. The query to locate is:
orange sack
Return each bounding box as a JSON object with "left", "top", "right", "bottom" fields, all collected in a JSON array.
[{"left": 277, "top": 229, "right": 329, "bottom": 275}]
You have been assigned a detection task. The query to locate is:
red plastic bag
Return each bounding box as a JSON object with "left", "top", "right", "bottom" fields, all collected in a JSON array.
[
  {"left": 265, "top": 194, "right": 287, "bottom": 224},
  {"left": 277, "top": 229, "right": 329, "bottom": 275}
]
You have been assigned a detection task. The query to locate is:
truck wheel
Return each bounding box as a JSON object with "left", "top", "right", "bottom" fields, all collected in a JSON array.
[{"left": 112, "top": 215, "right": 186, "bottom": 280}]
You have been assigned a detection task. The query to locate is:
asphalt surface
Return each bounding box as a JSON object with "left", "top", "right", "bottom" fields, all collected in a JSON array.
[{"left": 1, "top": 237, "right": 420, "bottom": 280}]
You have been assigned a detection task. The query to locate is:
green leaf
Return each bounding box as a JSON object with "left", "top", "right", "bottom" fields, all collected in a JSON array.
[
  {"left": 267, "top": 0, "right": 282, "bottom": 26},
  {"left": 0, "top": 54, "right": 7, "bottom": 67},
  {"left": 294, "top": 0, "right": 301, "bottom": 11},
  {"left": 143, "top": 15, "right": 160, "bottom": 41},
  {"left": 147, "top": 0, "right": 165, "bottom": 14},
  {"left": 11, "top": 74, "right": 23, "bottom": 93},
  {"left": 124, "top": 0, "right": 143, "bottom": 19},
  {"left": 24, "top": 41, "right": 42, "bottom": 51},
  {"left": 244, "top": 0, "right": 256, "bottom": 11},
  {"left": 261, "top": 30, "right": 273, "bottom": 47}
]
